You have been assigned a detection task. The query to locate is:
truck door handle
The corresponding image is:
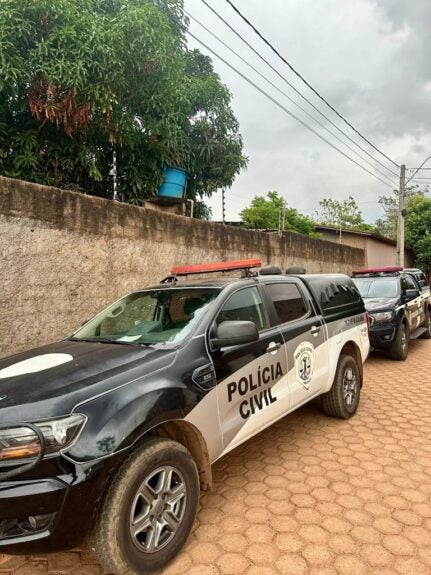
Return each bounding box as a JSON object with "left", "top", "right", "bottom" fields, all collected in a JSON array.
[
  {"left": 266, "top": 342, "right": 281, "bottom": 353},
  {"left": 310, "top": 325, "right": 320, "bottom": 336}
]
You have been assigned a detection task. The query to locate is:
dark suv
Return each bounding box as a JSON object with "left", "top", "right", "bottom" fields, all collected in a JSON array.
[
  {"left": 0, "top": 260, "right": 369, "bottom": 574},
  {"left": 352, "top": 266, "right": 431, "bottom": 360}
]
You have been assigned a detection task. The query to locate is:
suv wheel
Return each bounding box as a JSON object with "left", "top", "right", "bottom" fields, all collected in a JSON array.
[
  {"left": 321, "top": 354, "right": 361, "bottom": 419},
  {"left": 389, "top": 323, "right": 409, "bottom": 360},
  {"left": 421, "top": 310, "right": 431, "bottom": 339},
  {"left": 92, "top": 438, "right": 199, "bottom": 575}
]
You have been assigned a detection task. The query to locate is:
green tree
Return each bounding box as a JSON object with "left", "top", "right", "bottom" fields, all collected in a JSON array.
[
  {"left": 0, "top": 0, "right": 247, "bottom": 212},
  {"left": 405, "top": 194, "right": 431, "bottom": 274},
  {"left": 316, "top": 196, "right": 371, "bottom": 230},
  {"left": 240, "top": 191, "right": 317, "bottom": 236},
  {"left": 374, "top": 186, "right": 428, "bottom": 240},
  {"left": 372, "top": 192, "right": 398, "bottom": 239}
]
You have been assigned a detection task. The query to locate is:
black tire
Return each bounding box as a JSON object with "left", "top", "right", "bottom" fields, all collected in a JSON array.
[
  {"left": 421, "top": 310, "right": 431, "bottom": 339},
  {"left": 389, "top": 322, "right": 409, "bottom": 360},
  {"left": 321, "top": 354, "right": 361, "bottom": 419},
  {"left": 91, "top": 437, "right": 200, "bottom": 575}
]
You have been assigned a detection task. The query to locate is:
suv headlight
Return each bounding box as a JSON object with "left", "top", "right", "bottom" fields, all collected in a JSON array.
[
  {"left": 0, "top": 414, "right": 86, "bottom": 463},
  {"left": 370, "top": 311, "right": 393, "bottom": 323}
]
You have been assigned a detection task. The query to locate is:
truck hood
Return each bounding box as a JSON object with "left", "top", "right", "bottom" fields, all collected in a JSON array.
[
  {"left": 363, "top": 297, "right": 397, "bottom": 313},
  {"left": 0, "top": 340, "right": 175, "bottom": 423}
]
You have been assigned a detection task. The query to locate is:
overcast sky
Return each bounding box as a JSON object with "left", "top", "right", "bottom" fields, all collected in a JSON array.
[{"left": 184, "top": 0, "right": 431, "bottom": 223}]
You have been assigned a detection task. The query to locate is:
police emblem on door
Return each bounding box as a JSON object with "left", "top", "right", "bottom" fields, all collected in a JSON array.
[{"left": 294, "top": 342, "right": 314, "bottom": 389}]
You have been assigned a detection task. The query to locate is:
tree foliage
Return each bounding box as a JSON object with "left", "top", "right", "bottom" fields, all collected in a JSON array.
[
  {"left": 374, "top": 186, "right": 429, "bottom": 240},
  {"left": 405, "top": 194, "right": 431, "bottom": 274},
  {"left": 240, "top": 191, "right": 318, "bottom": 236},
  {"left": 0, "top": 0, "right": 247, "bottom": 210},
  {"left": 316, "top": 196, "right": 373, "bottom": 230}
]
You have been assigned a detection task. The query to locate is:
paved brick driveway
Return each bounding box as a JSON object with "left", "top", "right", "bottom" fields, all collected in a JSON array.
[{"left": 2, "top": 339, "right": 431, "bottom": 575}]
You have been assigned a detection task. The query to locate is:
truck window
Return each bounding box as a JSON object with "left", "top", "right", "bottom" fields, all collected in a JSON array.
[
  {"left": 264, "top": 283, "right": 308, "bottom": 324},
  {"left": 402, "top": 275, "right": 417, "bottom": 291},
  {"left": 216, "top": 287, "right": 269, "bottom": 331}
]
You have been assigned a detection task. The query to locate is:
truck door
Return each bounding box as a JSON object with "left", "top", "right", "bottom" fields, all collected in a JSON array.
[
  {"left": 402, "top": 274, "right": 423, "bottom": 329},
  {"left": 262, "top": 280, "right": 329, "bottom": 410},
  {"left": 210, "top": 286, "right": 288, "bottom": 455}
]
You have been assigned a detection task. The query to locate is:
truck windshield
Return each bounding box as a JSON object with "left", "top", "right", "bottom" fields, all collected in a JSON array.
[
  {"left": 71, "top": 288, "right": 219, "bottom": 346},
  {"left": 353, "top": 278, "right": 399, "bottom": 299}
]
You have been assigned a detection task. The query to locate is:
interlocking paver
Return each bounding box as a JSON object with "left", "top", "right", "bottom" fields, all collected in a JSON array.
[{"left": 2, "top": 339, "right": 431, "bottom": 574}]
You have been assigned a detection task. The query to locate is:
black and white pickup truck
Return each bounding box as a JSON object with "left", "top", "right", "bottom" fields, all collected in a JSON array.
[
  {"left": 0, "top": 260, "right": 369, "bottom": 574},
  {"left": 352, "top": 266, "right": 431, "bottom": 360}
]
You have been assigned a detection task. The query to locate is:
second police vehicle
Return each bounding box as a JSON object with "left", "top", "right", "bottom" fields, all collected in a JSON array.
[
  {"left": 352, "top": 266, "right": 431, "bottom": 360},
  {"left": 0, "top": 260, "right": 369, "bottom": 574}
]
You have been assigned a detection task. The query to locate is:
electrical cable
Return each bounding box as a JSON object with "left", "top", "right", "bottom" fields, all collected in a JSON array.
[
  {"left": 186, "top": 9, "right": 398, "bottom": 186},
  {"left": 199, "top": 0, "right": 398, "bottom": 181},
  {"left": 406, "top": 155, "right": 431, "bottom": 184},
  {"left": 198, "top": 0, "right": 398, "bottom": 180},
  {"left": 223, "top": 0, "right": 400, "bottom": 169},
  {"left": 187, "top": 30, "right": 397, "bottom": 190}
]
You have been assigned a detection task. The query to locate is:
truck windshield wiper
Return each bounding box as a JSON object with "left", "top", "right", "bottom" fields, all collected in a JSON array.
[
  {"left": 68, "top": 336, "right": 156, "bottom": 347},
  {"left": 68, "top": 337, "right": 136, "bottom": 346}
]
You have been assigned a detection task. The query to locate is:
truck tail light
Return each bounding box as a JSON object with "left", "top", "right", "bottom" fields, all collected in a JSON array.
[{"left": 365, "top": 312, "right": 371, "bottom": 336}]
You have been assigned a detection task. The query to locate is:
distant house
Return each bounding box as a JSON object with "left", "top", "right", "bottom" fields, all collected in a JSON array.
[{"left": 315, "top": 225, "right": 414, "bottom": 268}]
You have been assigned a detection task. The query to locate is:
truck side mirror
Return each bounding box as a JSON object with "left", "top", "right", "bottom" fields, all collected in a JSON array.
[{"left": 211, "top": 321, "right": 259, "bottom": 349}]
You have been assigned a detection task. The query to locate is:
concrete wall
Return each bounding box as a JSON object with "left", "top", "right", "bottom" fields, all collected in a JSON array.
[
  {"left": 0, "top": 177, "right": 365, "bottom": 358},
  {"left": 365, "top": 237, "right": 414, "bottom": 268},
  {"left": 319, "top": 228, "right": 413, "bottom": 268}
]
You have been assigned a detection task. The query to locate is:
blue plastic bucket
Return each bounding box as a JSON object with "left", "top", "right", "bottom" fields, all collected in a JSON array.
[{"left": 158, "top": 167, "right": 187, "bottom": 199}]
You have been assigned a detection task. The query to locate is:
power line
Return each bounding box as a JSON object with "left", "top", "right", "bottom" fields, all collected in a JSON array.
[
  {"left": 186, "top": 9, "right": 398, "bottom": 186},
  {"left": 406, "top": 154, "right": 431, "bottom": 185},
  {"left": 187, "top": 30, "right": 396, "bottom": 190},
  {"left": 223, "top": 0, "right": 400, "bottom": 170},
  {"left": 198, "top": 0, "right": 398, "bottom": 180}
]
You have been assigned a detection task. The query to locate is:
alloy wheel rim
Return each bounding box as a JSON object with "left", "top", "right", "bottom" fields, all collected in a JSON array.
[
  {"left": 342, "top": 366, "right": 357, "bottom": 407},
  {"left": 129, "top": 465, "right": 187, "bottom": 553}
]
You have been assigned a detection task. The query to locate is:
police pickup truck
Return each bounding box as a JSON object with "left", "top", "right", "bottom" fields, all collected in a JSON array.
[
  {"left": 0, "top": 260, "right": 369, "bottom": 574},
  {"left": 352, "top": 266, "right": 431, "bottom": 360}
]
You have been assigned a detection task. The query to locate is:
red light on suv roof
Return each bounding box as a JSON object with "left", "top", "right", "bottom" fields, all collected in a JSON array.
[
  {"left": 352, "top": 266, "right": 402, "bottom": 275},
  {"left": 171, "top": 259, "right": 262, "bottom": 276}
]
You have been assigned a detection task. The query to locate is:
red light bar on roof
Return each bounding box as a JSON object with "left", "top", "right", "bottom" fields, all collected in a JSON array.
[
  {"left": 171, "top": 259, "right": 262, "bottom": 276},
  {"left": 352, "top": 266, "right": 402, "bottom": 275}
]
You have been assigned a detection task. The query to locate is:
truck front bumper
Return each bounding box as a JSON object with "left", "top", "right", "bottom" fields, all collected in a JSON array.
[
  {"left": 0, "top": 454, "right": 121, "bottom": 552},
  {"left": 370, "top": 324, "right": 397, "bottom": 349}
]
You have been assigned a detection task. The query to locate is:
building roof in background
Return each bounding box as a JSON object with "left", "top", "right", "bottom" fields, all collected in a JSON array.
[{"left": 314, "top": 224, "right": 398, "bottom": 247}]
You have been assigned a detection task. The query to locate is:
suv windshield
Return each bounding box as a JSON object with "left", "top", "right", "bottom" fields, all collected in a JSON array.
[
  {"left": 72, "top": 288, "right": 219, "bottom": 346},
  {"left": 352, "top": 278, "right": 399, "bottom": 299}
]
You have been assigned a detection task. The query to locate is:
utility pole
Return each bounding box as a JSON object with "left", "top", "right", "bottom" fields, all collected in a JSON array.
[
  {"left": 396, "top": 164, "right": 406, "bottom": 267},
  {"left": 222, "top": 189, "right": 226, "bottom": 224}
]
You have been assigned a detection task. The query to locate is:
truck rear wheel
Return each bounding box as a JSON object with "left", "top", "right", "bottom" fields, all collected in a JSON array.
[
  {"left": 321, "top": 354, "right": 361, "bottom": 419},
  {"left": 92, "top": 437, "right": 199, "bottom": 575},
  {"left": 389, "top": 323, "right": 409, "bottom": 360}
]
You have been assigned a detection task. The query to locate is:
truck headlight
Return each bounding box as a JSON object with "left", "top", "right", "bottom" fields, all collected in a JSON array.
[
  {"left": 370, "top": 311, "right": 393, "bottom": 323},
  {"left": 0, "top": 414, "right": 86, "bottom": 463}
]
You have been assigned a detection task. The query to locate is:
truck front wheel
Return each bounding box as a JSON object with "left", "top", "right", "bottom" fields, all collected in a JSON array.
[
  {"left": 389, "top": 323, "right": 409, "bottom": 360},
  {"left": 92, "top": 437, "right": 199, "bottom": 575},
  {"left": 321, "top": 354, "right": 361, "bottom": 419}
]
